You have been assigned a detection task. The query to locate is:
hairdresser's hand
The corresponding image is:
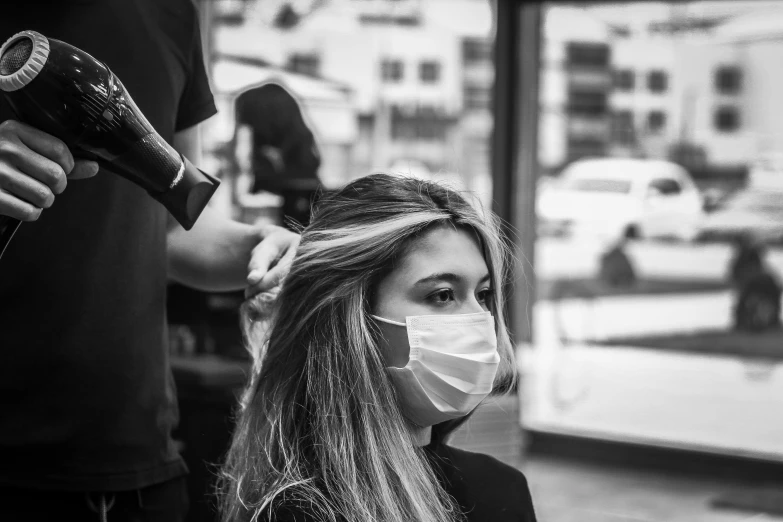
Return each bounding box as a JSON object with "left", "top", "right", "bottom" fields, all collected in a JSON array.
[
  {"left": 0, "top": 120, "right": 99, "bottom": 221},
  {"left": 245, "top": 224, "right": 300, "bottom": 298}
]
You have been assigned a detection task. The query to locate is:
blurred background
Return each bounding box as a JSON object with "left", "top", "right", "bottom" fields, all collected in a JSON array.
[{"left": 167, "top": 1, "right": 783, "bottom": 521}]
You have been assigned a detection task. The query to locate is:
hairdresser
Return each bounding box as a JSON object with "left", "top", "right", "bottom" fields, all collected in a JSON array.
[{"left": 0, "top": 2, "right": 298, "bottom": 521}]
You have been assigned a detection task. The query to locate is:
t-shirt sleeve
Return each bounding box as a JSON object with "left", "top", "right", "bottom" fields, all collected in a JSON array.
[{"left": 175, "top": 6, "right": 218, "bottom": 132}]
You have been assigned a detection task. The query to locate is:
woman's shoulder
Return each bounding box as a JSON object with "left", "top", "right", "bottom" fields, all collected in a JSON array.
[
  {"left": 430, "top": 443, "right": 531, "bottom": 486},
  {"left": 427, "top": 443, "right": 537, "bottom": 522}
]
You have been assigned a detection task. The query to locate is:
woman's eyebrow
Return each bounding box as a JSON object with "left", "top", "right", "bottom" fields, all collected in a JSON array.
[
  {"left": 414, "top": 273, "right": 491, "bottom": 287},
  {"left": 414, "top": 273, "right": 460, "bottom": 286}
]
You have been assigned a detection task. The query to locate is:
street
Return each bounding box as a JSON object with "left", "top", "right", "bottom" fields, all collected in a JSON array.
[{"left": 536, "top": 238, "right": 783, "bottom": 281}]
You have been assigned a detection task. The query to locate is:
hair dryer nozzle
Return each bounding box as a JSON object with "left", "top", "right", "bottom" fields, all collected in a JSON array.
[{"left": 150, "top": 155, "right": 220, "bottom": 230}]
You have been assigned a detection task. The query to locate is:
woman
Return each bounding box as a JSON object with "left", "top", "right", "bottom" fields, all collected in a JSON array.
[{"left": 221, "top": 173, "right": 537, "bottom": 522}]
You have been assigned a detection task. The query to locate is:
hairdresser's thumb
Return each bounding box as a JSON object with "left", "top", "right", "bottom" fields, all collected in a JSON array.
[{"left": 68, "top": 160, "right": 100, "bottom": 180}]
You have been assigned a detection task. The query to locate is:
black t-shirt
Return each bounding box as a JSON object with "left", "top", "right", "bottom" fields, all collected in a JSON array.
[
  {"left": 426, "top": 442, "right": 537, "bottom": 522},
  {"left": 258, "top": 443, "right": 538, "bottom": 522},
  {"left": 0, "top": 0, "right": 217, "bottom": 491}
]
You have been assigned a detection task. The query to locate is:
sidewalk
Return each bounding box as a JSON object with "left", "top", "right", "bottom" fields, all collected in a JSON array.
[{"left": 451, "top": 396, "right": 783, "bottom": 522}]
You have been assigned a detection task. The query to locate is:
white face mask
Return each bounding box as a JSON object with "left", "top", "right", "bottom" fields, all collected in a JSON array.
[{"left": 372, "top": 311, "right": 500, "bottom": 427}]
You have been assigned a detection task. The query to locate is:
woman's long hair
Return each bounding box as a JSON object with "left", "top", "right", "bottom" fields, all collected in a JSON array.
[{"left": 220, "top": 174, "right": 516, "bottom": 522}]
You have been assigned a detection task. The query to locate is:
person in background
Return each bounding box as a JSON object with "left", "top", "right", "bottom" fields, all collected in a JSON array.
[
  {"left": 221, "top": 174, "right": 537, "bottom": 522},
  {"left": 0, "top": 1, "right": 298, "bottom": 520},
  {"left": 234, "top": 82, "right": 322, "bottom": 229}
]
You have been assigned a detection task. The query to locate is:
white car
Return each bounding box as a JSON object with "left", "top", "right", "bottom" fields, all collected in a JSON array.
[
  {"left": 537, "top": 158, "right": 704, "bottom": 241},
  {"left": 696, "top": 188, "right": 783, "bottom": 245}
]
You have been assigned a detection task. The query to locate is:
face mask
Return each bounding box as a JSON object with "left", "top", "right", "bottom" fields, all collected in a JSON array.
[{"left": 372, "top": 311, "right": 500, "bottom": 427}]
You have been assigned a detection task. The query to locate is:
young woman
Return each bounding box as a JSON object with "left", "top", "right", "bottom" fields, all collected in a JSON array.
[{"left": 221, "top": 173, "right": 537, "bottom": 522}]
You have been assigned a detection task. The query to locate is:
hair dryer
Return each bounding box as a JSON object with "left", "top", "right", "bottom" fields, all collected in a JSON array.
[{"left": 0, "top": 30, "right": 220, "bottom": 258}]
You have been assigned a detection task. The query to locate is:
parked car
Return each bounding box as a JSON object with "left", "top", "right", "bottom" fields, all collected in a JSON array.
[
  {"left": 696, "top": 188, "right": 783, "bottom": 245},
  {"left": 537, "top": 158, "right": 704, "bottom": 241}
]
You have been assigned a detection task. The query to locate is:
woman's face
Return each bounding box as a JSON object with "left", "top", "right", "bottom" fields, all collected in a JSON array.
[{"left": 373, "top": 226, "right": 492, "bottom": 367}]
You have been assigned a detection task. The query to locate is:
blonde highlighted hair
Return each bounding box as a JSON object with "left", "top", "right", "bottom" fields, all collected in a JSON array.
[{"left": 220, "top": 173, "right": 516, "bottom": 522}]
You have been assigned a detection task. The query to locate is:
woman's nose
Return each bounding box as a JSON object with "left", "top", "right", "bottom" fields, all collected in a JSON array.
[{"left": 463, "top": 297, "right": 487, "bottom": 315}]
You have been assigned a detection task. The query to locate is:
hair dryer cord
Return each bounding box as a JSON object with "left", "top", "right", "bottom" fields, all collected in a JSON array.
[{"left": 0, "top": 216, "right": 22, "bottom": 259}]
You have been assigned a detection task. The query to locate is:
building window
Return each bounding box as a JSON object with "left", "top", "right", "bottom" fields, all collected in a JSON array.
[
  {"left": 647, "top": 70, "right": 668, "bottom": 93},
  {"left": 611, "top": 110, "right": 635, "bottom": 144},
  {"left": 715, "top": 66, "right": 741, "bottom": 95},
  {"left": 381, "top": 59, "right": 404, "bottom": 82},
  {"left": 391, "top": 105, "right": 449, "bottom": 141},
  {"left": 613, "top": 69, "right": 634, "bottom": 91},
  {"left": 566, "top": 42, "right": 610, "bottom": 68},
  {"left": 714, "top": 106, "right": 740, "bottom": 132},
  {"left": 419, "top": 61, "right": 441, "bottom": 84},
  {"left": 462, "top": 38, "right": 492, "bottom": 63},
  {"left": 567, "top": 138, "right": 606, "bottom": 161},
  {"left": 464, "top": 84, "right": 491, "bottom": 110},
  {"left": 567, "top": 89, "right": 607, "bottom": 116},
  {"left": 609, "top": 24, "right": 631, "bottom": 38},
  {"left": 287, "top": 53, "right": 320, "bottom": 77},
  {"left": 647, "top": 111, "right": 666, "bottom": 133}
]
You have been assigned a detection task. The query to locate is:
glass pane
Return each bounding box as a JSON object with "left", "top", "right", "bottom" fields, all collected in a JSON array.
[
  {"left": 526, "top": 2, "right": 783, "bottom": 463},
  {"left": 202, "top": 0, "right": 497, "bottom": 226}
]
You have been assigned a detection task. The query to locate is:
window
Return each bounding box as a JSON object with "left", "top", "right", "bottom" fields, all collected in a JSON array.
[
  {"left": 567, "top": 89, "right": 607, "bottom": 116},
  {"left": 566, "top": 42, "right": 610, "bottom": 68},
  {"left": 648, "top": 178, "right": 682, "bottom": 196},
  {"left": 714, "top": 106, "right": 740, "bottom": 132},
  {"left": 390, "top": 105, "right": 449, "bottom": 141},
  {"left": 648, "top": 70, "right": 668, "bottom": 93},
  {"left": 613, "top": 69, "right": 634, "bottom": 91},
  {"left": 214, "top": 0, "right": 250, "bottom": 25},
  {"left": 715, "top": 66, "right": 742, "bottom": 95},
  {"left": 287, "top": 53, "right": 320, "bottom": 77},
  {"left": 609, "top": 24, "right": 631, "bottom": 38},
  {"left": 419, "top": 61, "right": 441, "bottom": 83},
  {"left": 463, "top": 38, "right": 492, "bottom": 63},
  {"left": 647, "top": 111, "right": 666, "bottom": 133},
  {"left": 381, "top": 59, "right": 404, "bottom": 82},
  {"left": 464, "top": 84, "right": 491, "bottom": 110},
  {"left": 566, "top": 138, "right": 606, "bottom": 161},
  {"left": 565, "top": 178, "right": 633, "bottom": 194},
  {"left": 611, "top": 110, "right": 634, "bottom": 144}
]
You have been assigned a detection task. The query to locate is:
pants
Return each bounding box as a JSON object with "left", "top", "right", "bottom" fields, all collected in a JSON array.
[{"left": 0, "top": 476, "right": 189, "bottom": 522}]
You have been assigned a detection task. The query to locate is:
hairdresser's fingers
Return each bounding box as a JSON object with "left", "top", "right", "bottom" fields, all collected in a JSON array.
[
  {"left": 67, "top": 159, "right": 100, "bottom": 180},
  {"left": 0, "top": 162, "right": 56, "bottom": 210},
  {"left": 0, "top": 188, "right": 42, "bottom": 221},
  {"left": 245, "top": 241, "right": 296, "bottom": 298},
  {"left": 245, "top": 226, "right": 299, "bottom": 297},
  {"left": 245, "top": 257, "right": 292, "bottom": 299},
  {"left": 1, "top": 120, "right": 75, "bottom": 179}
]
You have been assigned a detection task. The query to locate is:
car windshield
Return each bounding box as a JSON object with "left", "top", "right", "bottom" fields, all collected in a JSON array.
[
  {"left": 726, "top": 190, "right": 783, "bottom": 213},
  {"left": 561, "top": 177, "right": 633, "bottom": 194}
]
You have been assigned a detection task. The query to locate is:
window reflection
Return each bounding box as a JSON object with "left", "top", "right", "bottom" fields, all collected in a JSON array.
[
  {"left": 205, "top": 0, "right": 496, "bottom": 206},
  {"left": 527, "top": 1, "right": 783, "bottom": 464}
]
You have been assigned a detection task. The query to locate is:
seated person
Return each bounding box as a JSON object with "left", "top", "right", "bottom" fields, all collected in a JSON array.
[{"left": 220, "top": 173, "right": 537, "bottom": 522}]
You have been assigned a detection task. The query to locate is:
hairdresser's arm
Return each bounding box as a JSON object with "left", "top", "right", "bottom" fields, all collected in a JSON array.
[{"left": 166, "top": 124, "right": 299, "bottom": 296}]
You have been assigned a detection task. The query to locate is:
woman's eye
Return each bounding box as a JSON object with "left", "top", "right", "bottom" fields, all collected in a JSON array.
[
  {"left": 477, "top": 288, "right": 493, "bottom": 304},
  {"left": 429, "top": 289, "right": 455, "bottom": 304}
]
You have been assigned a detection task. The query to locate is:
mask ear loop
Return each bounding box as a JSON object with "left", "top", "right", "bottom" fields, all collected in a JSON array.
[{"left": 370, "top": 314, "right": 406, "bottom": 327}]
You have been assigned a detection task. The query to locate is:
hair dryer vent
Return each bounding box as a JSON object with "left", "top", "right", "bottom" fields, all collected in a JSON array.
[
  {"left": 0, "top": 38, "right": 33, "bottom": 75},
  {"left": 0, "top": 31, "right": 50, "bottom": 92}
]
